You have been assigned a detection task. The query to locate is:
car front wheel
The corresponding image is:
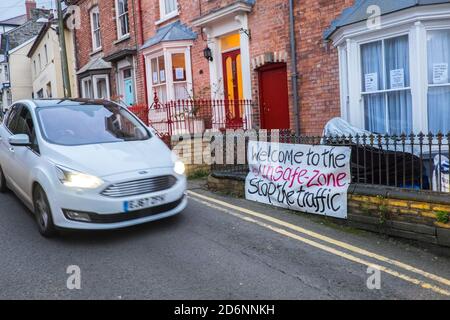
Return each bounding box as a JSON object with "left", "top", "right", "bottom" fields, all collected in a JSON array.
[{"left": 33, "top": 185, "right": 57, "bottom": 237}]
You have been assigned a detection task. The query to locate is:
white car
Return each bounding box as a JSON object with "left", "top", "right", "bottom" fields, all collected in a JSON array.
[{"left": 0, "top": 99, "right": 187, "bottom": 237}]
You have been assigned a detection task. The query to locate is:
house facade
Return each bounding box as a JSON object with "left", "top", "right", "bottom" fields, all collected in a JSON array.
[
  {"left": 68, "top": 0, "right": 450, "bottom": 135},
  {"left": 0, "top": 2, "right": 50, "bottom": 110},
  {"left": 71, "top": 0, "right": 142, "bottom": 106},
  {"left": 27, "top": 22, "right": 78, "bottom": 99}
]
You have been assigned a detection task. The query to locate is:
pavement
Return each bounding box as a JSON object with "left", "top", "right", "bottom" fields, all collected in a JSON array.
[{"left": 0, "top": 179, "right": 449, "bottom": 300}]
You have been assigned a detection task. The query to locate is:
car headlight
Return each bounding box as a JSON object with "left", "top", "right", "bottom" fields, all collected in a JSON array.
[
  {"left": 174, "top": 161, "right": 185, "bottom": 175},
  {"left": 55, "top": 165, "right": 104, "bottom": 189}
]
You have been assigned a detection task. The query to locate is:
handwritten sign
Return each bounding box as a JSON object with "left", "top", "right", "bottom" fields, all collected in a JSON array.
[
  {"left": 245, "top": 141, "right": 352, "bottom": 219},
  {"left": 433, "top": 63, "right": 448, "bottom": 84},
  {"left": 364, "top": 73, "right": 378, "bottom": 92}
]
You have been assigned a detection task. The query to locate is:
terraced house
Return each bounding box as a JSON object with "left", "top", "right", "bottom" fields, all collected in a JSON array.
[{"left": 69, "top": 0, "right": 450, "bottom": 136}]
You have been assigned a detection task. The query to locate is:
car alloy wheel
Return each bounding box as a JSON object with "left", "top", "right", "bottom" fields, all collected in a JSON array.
[{"left": 33, "top": 186, "right": 56, "bottom": 237}]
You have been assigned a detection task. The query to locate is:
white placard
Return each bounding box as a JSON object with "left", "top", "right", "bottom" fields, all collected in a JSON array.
[
  {"left": 433, "top": 63, "right": 448, "bottom": 84},
  {"left": 175, "top": 68, "right": 185, "bottom": 80},
  {"left": 365, "top": 73, "right": 378, "bottom": 92},
  {"left": 390, "top": 68, "right": 405, "bottom": 89},
  {"left": 160, "top": 70, "right": 166, "bottom": 83},
  {"left": 245, "top": 141, "right": 352, "bottom": 219},
  {"left": 152, "top": 72, "right": 158, "bottom": 83}
]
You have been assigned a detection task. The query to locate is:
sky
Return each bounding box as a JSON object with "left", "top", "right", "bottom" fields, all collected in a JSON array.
[{"left": 0, "top": 0, "right": 54, "bottom": 21}]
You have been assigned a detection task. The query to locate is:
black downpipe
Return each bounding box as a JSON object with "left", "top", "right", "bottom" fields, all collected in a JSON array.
[{"left": 289, "top": 0, "right": 300, "bottom": 135}]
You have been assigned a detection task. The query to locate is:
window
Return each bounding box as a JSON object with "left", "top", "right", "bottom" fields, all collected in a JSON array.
[
  {"left": 150, "top": 55, "right": 167, "bottom": 102},
  {"left": 427, "top": 30, "right": 450, "bottom": 134},
  {"left": 33, "top": 60, "right": 36, "bottom": 75},
  {"left": 93, "top": 75, "right": 110, "bottom": 99},
  {"left": 149, "top": 51, "right": 190, "bottom": 102},
  {"left": 6, "top": 105, "right": 21, "bottom": 132},
  {"left": 44, "top": 44, "right": 48, "bottom": 64},
  {"left": 81, "top": 78, "right": 93, "bottom": 98},
  {"left": 81, "top": 76, "right": 110, "bottom": 99},
  {"left": 38, "top": 54, "right": 42, "bottom": 71},
  {"left": 360, "top": 35, "right": 412, "bottom": 134},
  {"left": 116, "top": 0, "right": 129, "bottom": 39},
  {"left": 36, "top": 104, "right": 151, "bottom": 146},
  {"left": 90, "top": 6, "right": 102, "bottom": 51},
  {"left": 4, "top": 65, "right": 9, "bottom": 82},
  {"left": 159, "top": 0, "right": 178, "bottom": 20},
  {"left": 37, "top": 89, "right": 44, "bottom": 99}
]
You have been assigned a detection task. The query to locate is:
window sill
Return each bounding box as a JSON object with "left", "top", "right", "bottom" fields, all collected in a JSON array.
[
  {"left": 114, "top": 35, "right": 130, "bottom": 45},
  {"left": 155, "top": 12, "right": 179, "bottom": 26},
  {"left": 90, "top": 48, "right": 103, "bottom": 56}
]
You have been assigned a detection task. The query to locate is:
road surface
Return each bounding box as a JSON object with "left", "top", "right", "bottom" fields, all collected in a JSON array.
[{"left": 0, "top": 180, "right": 449, "bottom": 299}]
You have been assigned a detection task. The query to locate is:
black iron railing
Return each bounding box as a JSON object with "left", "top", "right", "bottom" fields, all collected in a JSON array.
[{"left": 211, "top": 131, "right": 450, "bottom": 193}]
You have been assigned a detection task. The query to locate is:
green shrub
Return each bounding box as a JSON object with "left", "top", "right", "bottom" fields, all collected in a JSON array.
[{"left": 436, "top": 211, "right": 450, "bottom": 224}]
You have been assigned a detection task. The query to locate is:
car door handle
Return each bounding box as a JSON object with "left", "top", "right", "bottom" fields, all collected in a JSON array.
[{"left": 8, "top": 147, "right": 14, "bottom": 153}]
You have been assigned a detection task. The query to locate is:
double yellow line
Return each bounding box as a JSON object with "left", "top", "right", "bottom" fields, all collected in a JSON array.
[{"left": 188, "top": 190, "right": 450, "bottom": 297}]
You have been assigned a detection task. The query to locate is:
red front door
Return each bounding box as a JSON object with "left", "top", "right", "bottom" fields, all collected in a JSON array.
[
  {"left": 222, "top": 49, "right": 243, "bottom": 129},
  {"left": 258, "top": 63, "right": 290, "bottom": 130}
]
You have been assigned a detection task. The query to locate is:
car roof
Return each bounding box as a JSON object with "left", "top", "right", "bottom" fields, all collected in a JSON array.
[{"left": 20, "top": 99, "right": 120, "bottom": 109}]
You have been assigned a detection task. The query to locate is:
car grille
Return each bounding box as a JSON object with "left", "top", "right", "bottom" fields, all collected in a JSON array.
[
  {"left": 63, "top": 196, "right": 185, "bottom": 224},
  {"left": 101, "top": 175, "right": 177, "bottom": 198}
]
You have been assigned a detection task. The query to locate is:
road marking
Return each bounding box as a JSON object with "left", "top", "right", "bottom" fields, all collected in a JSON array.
[{"left": 188, "top": 191, "right": 450, "bottom": 296}]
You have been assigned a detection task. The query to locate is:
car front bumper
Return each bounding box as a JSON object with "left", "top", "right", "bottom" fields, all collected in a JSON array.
[{"left": 48, "top": 175, "right": 187, "bottom": 230}]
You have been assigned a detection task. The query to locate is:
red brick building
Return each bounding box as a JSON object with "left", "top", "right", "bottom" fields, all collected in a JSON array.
[{"left": 69, "top": 0, "right": 450, "bottom": 135}]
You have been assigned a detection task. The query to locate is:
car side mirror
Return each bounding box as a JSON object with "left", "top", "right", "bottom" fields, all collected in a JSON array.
[{"left": 9, "top": 134, "right": 31, "bottom": 147}]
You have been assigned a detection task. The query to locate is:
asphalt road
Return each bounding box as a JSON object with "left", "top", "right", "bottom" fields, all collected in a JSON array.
[{"left": 0, "top": 181, "right": 449, "bottom": 300}]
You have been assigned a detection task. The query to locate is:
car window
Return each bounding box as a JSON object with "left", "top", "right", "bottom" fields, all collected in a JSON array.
[
  {"left": 9, "top": 105, "right": 39, "bottom": 153},
  {"left": 36, "top": 103, "right": 151, "bottom": 146},
  {"left": 6, "top": 105, "right": 21, "bottom": 133}
]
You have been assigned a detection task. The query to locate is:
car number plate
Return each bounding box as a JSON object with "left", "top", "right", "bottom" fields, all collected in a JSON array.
[{"left": 124, "top": 195, "right": 166, "bottom": 212}]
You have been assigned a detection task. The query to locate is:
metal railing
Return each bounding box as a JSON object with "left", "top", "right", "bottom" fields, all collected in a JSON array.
[
  {"left": 128, "top": 92, "right": 255, "bottom": 140},
  {"left": 211, "top": 131, "right": 450, "bottom": 193}
]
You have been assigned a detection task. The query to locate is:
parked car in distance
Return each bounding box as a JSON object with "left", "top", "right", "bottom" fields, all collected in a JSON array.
[{"left": 0, "top": 99, "right": 187, "bottom": 237}]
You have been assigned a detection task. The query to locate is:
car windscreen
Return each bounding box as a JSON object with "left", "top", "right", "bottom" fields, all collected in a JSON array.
[{"left": 36, "top": 104, "right": 151, "bottom": 146}]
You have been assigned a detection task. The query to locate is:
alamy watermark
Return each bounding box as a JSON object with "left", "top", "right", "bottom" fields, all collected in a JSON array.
[
  {"left": 66, "top": 265, "right": 81, "bottom": 290},
  {"left": 366, "top": 266, "right": 381, "bottom": 290},
  {"left": 367, "top": 5, "right": 382, "bottom": 31}
]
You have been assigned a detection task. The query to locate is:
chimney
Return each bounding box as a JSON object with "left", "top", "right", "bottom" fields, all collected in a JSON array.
[{"left": 25, "top": 0, "right": 37, "bottom": 20}]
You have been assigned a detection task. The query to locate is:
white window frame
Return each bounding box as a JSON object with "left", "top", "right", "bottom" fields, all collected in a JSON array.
[
  {"left": 157, "top": 0, "right": 179, "bottom": 24},
  {"left": 81, "top": 77, "right": 93, "bottom": 98},
  {"left": 143, "top": 42, "right": 193, "bottom": 105},
  {"left": 90, "top": 6, "right": 102, "bottom": 52},
  {"left": 358, "top": 34, "right": 412, "bottom": 134},
  {"left": 331, "top": 5, "right": 450, "bottom": 134},
  {"left": 93, "top": 75, "right": 111, "bottom": 99},
  {"left": 115, "top": 0, "right": 130, "bottom": 39}
]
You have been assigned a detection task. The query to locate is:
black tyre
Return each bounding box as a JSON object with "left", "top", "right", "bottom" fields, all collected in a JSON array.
[
  {"left": 33, "top": 185, "right": 57, "bottom": 237},
  {"left": 0, "top": 166, "right": 7, "bottom": 193}
]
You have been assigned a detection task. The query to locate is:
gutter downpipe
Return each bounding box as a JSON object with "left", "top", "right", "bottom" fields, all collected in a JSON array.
[{"left": 289, "top": 0, "right": 300, "bottom": 135}]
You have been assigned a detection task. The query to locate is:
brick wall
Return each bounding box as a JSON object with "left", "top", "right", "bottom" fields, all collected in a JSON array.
[
  {"left": 73, "top": 0, "right": 145, "bottom": 102},
  {"left": 294, "top": 0, "right": 354, "bottom": 134}
]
